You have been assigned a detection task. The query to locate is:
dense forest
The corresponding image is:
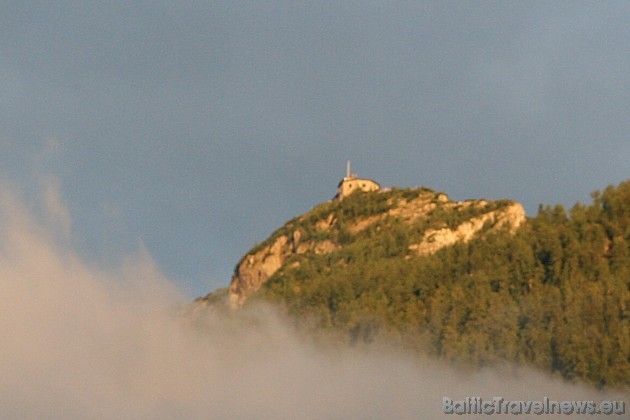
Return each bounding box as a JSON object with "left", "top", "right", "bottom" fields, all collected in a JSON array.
[{"left": 234, "top": 180, "right": 630, "bottom": 389}]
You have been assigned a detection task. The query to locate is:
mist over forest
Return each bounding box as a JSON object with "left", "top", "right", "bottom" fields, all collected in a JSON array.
[{"left": 1, "top": 179, "right": 627, "bottom": 419}]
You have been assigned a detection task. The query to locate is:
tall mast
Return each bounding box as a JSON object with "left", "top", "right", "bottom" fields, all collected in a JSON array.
[{"left": 346, "top": 160, "right": 351, "bottom": 179}]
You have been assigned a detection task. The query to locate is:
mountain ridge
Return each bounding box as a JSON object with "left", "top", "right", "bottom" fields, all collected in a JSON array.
[
  {"left": 219, "top": 187, "right": 525, "bottom": 308},
  {"left": 195, "top": 179, "right": 630, "bottom": 389}
]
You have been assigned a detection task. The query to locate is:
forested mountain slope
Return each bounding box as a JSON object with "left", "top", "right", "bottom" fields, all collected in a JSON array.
[{"left": 197, "top": 180, "right": 630, "bottom": 389}]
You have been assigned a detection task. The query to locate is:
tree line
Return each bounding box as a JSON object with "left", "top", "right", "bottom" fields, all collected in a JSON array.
[{"left": 252, "top": 180, "right": 629, "bottom": 389}]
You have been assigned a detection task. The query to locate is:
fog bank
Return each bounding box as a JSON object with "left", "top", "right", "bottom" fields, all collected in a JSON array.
[{"left": 0, "top": 182, "right": 625, "bottom": 419}]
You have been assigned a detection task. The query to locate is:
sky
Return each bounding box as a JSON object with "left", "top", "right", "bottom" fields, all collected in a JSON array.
[{"left": 1, "top": 1, "right": 628, "bottom": 298}]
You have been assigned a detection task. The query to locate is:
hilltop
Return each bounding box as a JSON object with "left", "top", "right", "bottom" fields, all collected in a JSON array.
[
  {"left": 195, "top": 179, "right": 630, "bottom": 389},
  {"left": 226, "top": 187, "right": 524, "bottom": 308}
]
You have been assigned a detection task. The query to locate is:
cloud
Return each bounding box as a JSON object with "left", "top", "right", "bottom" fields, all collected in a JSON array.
[
  {"left": 0, "top": 180, "right": 625, "bottom": 419},
  {"left": 36, "top": 136, "right": 62, "bottom": 161},
  {"left": 38, "top": 175, "right": 72, "bottom": 236}
]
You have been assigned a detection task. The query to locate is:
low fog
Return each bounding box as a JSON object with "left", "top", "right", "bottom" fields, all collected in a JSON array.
[{"left": 0, "top": 180, "right": 625, "bottom": 419}]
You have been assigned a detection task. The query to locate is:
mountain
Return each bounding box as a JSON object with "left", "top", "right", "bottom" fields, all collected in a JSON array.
[
  {"left": 228, "top": 188, "right": 524, "bottom": 308},
  {"left": 196, "top": 180, "right": 630, "bottom": 389}
]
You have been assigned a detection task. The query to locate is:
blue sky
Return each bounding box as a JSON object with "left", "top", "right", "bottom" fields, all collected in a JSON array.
[{"left": 1, "top": 1, "right": 628, "bottom": 297}]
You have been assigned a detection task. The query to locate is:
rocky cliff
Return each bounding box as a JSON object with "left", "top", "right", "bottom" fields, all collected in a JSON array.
[{"left": 199, "top": 187, "right": 526, "bottom": 308}]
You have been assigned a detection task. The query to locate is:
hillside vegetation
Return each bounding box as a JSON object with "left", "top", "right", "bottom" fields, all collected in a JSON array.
[{"left": 201, "top": 180, "right": 630, "bottom": 389}]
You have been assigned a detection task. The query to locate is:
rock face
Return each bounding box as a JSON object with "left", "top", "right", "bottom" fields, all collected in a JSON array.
[
  {"left": 409, "top": 203, "right": 525, "bottom": 255},
  {"left": 228, "top": 233, "right": 338, "bottom": 308},
  {"left": 228, "top": 235, "right": 289, "bottom": 307},
  {"left": 220, "top": 188, "right": 526, "bottom": 308}
]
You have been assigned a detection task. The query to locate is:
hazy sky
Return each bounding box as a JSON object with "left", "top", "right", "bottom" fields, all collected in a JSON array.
[{"left": 2, "top": 2, "right": 628, "bottom": 297}]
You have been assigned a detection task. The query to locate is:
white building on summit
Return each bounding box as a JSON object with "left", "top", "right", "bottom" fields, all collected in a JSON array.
[{"left": 336, "top": 161, "right": 380, "bottom": 200}]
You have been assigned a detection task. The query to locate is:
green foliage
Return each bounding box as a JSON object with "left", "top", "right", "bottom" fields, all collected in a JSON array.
[
  {"left": 242, "top": 187, "right": 436, "bottom": 256},
  {"left": 248, "top": 180, "right": 630, "bottom": 389}
]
